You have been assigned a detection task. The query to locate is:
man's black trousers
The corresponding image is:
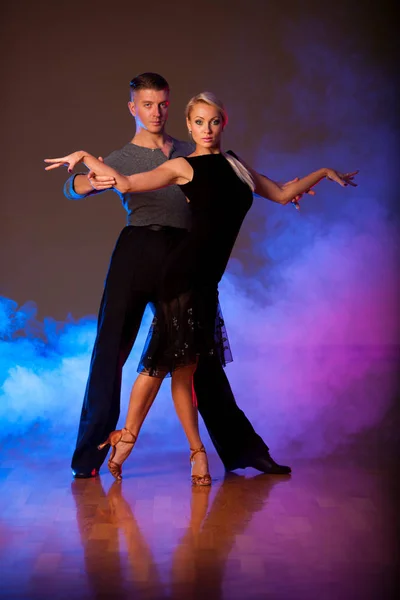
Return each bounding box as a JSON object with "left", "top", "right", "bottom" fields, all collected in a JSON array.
[{"left": 71, "top": 226, "right": 269, "bottom": 473}]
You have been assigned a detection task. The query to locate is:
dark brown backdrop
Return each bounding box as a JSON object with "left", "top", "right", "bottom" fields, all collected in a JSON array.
[{"left": 1, "top": 0, "right": 397, "bottom": 319}]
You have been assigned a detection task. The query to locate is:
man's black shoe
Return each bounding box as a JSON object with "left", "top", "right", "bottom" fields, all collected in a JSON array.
[
  {"left": 247, "top": 455, "right": 291, "bottom": 475},
  {"left": 225, "top": 454, "right": 291, "bottom": 475},
  {"left": 72, "top": 468, "right": 98, "bottom": 479}
]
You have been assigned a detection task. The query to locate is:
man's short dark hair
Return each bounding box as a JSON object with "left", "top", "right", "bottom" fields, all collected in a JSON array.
[{"left": 129, "top": 72, "right": 170, "bottom": 100}]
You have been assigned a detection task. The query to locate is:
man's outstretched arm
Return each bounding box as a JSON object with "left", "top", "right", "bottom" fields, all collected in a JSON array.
[{"left": 64, "top": 173, "right": 95, "bottom": 199}]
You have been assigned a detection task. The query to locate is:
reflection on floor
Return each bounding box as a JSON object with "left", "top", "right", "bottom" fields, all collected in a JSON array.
[{"left": 0, "top": 442, "right": 398, "bottom": 599}]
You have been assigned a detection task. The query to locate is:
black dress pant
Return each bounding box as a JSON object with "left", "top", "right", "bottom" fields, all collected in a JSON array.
[{"left": 71, "top": 226, "right": 269, "bottom": 473}]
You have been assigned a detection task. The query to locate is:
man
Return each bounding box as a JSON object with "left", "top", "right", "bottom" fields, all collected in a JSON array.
[{"left": 65, "top": 72, "right": 295, "bottom": 478}]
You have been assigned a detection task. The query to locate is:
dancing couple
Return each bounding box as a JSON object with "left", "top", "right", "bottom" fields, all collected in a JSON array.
[{"left": 46, "top": 73, "right": 357, "bottom": 485}]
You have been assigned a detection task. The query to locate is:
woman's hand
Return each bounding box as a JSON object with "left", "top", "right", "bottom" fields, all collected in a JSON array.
[
  {"left": 325, "top": 169, "right": 358, "bottom": 187},
  {"left": 45, "top": 150, "right": 125, "bottom": 192},
  {"left": 44, "top": 151, "right": 86, "bottom": 173}
]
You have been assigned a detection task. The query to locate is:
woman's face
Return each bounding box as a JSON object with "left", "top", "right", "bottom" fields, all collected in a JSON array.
[{"left": 187, "top": 103, "right": 224, "bottom": 150}]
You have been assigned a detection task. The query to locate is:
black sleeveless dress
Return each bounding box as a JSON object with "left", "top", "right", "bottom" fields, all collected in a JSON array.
[{"left": 138, "top": 152, "right": 253, "bottom": 377}]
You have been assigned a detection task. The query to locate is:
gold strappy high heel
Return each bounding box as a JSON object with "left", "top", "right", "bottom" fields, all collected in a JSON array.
[
  {"left": 98, "top": 427, "right": 136, "bottom": 480},
  {"left": 190, "top": 445, "right": 212, "bottom": 487}
]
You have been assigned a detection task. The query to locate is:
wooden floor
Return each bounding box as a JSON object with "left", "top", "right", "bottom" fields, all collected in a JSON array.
[{"left": 0, "top": 439, "right": 398, "bottom": 600}]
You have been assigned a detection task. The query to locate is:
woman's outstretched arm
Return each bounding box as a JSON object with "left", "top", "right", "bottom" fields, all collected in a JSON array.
[
  {"left": 234, "top": 153, "right": 358, "bottom": 204},
  {"left": 45, "top": 151, "right": 192, "bottom": 193},
  {"left": 254, "top": 168, "right": 358, "bottom": 204}
]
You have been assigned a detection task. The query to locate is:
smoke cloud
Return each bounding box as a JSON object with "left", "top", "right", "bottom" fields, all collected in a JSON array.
[{"left": 1, "top": 176, "right": 398, "bottom": 457}]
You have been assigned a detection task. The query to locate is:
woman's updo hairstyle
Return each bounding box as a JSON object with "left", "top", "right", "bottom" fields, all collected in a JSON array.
[{"left": 185, "top": 92, "right": 255, "bottom": 191}]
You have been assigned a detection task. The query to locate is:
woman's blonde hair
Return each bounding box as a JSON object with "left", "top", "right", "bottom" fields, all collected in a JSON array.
[{"left": 185, "top": 92, "right": 255, "bottom": 191}]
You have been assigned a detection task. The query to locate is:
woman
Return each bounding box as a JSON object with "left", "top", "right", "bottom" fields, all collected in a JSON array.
[{"left": 45, "top": 92, "right": 357, "bottom": 485}]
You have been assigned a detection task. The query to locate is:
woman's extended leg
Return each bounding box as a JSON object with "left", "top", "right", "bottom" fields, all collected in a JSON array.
[
  {"left": 99, "top": 373, "right": 163, "bottom": 479},
  {"left": 125, "top": 373, "right": 163, "bottom": 437},
  {"left": 171, "top": 364, "right": 211, "bottom": 485}
]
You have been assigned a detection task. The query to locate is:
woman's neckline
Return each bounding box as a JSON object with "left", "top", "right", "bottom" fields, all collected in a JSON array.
[{"left": 187, "top": 153, "right": 223, "bottom": 158}]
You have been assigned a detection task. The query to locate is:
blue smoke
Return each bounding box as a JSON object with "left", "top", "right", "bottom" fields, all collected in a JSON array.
[{"left": 0, "top": 297, "right": 194, "bottom": 453}]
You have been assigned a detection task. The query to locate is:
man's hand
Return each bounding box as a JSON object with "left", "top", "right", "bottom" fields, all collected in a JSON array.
[
  {"left": 281, "top": 177, "right": 316, "bottom": 211},
  {"left": 87, "top": 157, "right": 116, "bottom": 190}
]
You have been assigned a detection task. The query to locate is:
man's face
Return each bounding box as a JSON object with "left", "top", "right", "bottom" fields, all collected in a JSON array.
[{"left": 128, "top": 88, "right": 169, "bottom": 133}]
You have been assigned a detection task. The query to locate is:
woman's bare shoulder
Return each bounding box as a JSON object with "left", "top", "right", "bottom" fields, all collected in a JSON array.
[{"left": 168, "top": 157, "right": 193, "bottom": 176}]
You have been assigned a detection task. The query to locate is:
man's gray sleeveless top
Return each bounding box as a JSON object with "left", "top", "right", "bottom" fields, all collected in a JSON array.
[{"left": 63, "top": 138, "right": 195, "bottom": 229}]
